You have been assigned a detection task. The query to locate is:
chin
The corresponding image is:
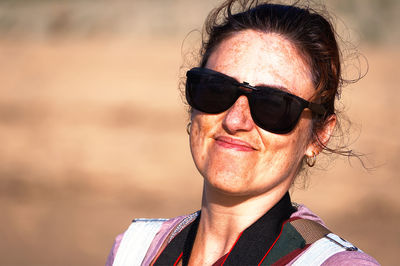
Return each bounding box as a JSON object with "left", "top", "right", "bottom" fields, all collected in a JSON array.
[
  {"left": 204, "top": 169, "right": 292, "bottom": 199},
  {"left": 205, "top": 172, "right": 243, "bottom": 192},
  {"left": 205, "top": 173, "right": 259, "bottom": 197}
]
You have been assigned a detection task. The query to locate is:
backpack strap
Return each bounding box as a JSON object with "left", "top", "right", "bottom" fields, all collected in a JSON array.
[
  {"left": 291, "top": 233, "right": 361, "bottom": 265},
  {"left": 288, "top": 219, "right": 361, "bottom": 266},
  {"left": 289, "top": 218, "right": 331, "bottom": 244},
  {"left": 112, "top": 218, "right": 167, "bottom": 266}
]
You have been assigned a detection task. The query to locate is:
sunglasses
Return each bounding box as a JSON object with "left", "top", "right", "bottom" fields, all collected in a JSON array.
[{"left": 186, "top": 67, "right": 326, "bottom": 134}]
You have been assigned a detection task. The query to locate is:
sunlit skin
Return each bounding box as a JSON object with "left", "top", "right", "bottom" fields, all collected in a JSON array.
[{"left": 187, "top": 30, "right": 336, "bottom": 265}]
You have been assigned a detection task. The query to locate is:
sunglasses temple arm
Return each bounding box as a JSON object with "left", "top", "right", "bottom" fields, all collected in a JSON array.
[{"left": 308, "top": 102, "right": 326, "bottom": 115}]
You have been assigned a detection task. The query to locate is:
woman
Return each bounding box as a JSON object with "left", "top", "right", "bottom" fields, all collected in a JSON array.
[{"left": 107, "top": 1, "right": 379, "bottom": 265}]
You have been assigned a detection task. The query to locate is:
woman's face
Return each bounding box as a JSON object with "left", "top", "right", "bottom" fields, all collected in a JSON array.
[{"left": 190, "top": 30, "right": 316, "bottom": 197}]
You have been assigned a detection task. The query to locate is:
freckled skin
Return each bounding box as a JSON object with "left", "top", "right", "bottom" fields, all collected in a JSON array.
[{"left": 189, "top": 30, "right": 316, "bottom": 197}]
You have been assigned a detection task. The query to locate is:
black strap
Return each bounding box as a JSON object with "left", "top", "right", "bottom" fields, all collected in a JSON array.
[
  {"left": 289, "top": 218, "right": 331, "bottom": 244},
  {"left": 222, "top": 193, "right": 295, "bottom": 265}
]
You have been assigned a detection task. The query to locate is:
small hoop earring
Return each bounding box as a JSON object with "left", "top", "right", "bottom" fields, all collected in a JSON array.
[
  {"left": 186, "top": 122, "right": 192, "bottom": 135},
  {"left": 306, "top": 153, "right": 317, "bottom": 167}
]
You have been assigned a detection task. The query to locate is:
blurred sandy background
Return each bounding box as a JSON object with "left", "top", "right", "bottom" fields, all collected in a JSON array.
[{"left": 0, "top": 0, "right": 399, "bottom": 265}]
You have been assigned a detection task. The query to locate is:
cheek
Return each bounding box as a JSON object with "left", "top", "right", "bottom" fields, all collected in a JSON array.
[
  {"left": 284, "top": 113, "right": 314, "bottom": 163},
  {"left": 189, "top": 122, "right": 205, "bottom": 165},
  {"left": 189, "top": 112, "right": 218, "bottom": 170},
  {"left": 259, "top": 113, "right": 313, "bottom": 168}
]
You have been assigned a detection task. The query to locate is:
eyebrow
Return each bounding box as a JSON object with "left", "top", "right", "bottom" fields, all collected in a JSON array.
[
  {"left": 253, "top": 82, "right": 291, "bottom": 93},
  {"left": 214, "top": 68, "right": 293, "bottom": 93}
]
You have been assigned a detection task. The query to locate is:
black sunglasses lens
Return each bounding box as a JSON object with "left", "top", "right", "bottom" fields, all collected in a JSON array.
[
  {"left": 186, "top": 70, "right": 238, "bottom": 114},
  {"left": 249, "top": 90, "right": 304, "bottom": 134},
  {"left": 186, "top": 68, "right": 308, "bottom": 134}
]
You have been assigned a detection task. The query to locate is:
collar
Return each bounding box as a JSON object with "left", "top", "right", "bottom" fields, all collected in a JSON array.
[{"left": 154, "top": 192, "right": 295, "bottom": 265}]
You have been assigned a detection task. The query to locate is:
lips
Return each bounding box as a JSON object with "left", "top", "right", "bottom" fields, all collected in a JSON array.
[{"left": 214, "top": 136, "right": 256, "bottom": 152}]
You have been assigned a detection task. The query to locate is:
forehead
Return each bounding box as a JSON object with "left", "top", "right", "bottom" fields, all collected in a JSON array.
[{"left": 205, "top": 30, "right": 314, "bottom": 99}]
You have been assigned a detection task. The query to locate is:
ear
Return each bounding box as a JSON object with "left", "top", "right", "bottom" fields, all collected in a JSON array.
[{"left": 305, "top": 114, "right": 337, "bottom": 157}]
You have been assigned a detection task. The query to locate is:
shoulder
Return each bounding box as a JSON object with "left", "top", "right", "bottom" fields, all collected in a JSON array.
[
  {"left": 290, "top": 203, "right": 326, "bottom": 225},
  {"left": 106, "top": 232, "right": 124, "bottom": 266},
  {"left": 106, "top": 212, "right": 198, "bottom": 266},
  {"left": 288, "top": 204, "right": 380, "bottom": 266},
  {"left": 290, "top": 233, "right": 380, "bottom": 266},
  {"left": 322, "top": 251, "right": 380, "bottom": 265}
]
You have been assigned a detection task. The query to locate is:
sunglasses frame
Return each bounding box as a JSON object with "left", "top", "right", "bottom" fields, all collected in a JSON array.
[{"left": 186, "top": 67, "right": 326, "bottom": 134}]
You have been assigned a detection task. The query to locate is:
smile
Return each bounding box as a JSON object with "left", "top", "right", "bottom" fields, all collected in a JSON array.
[{"left": 214, "top": 136, "right": 256, "bottom": 152}]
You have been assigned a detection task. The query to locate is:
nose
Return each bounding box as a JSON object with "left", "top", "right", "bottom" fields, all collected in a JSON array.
[{"left": 222, "top": 95, "right": 255, "bottom": 133}]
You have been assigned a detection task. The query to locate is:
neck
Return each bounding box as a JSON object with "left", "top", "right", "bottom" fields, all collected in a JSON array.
[{"left": 188, "top": 182, "right": 290, "bottom": 265}]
